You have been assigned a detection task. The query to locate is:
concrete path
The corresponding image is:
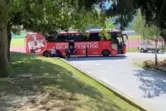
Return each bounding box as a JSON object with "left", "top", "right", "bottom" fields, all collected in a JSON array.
[
  {"left": 126, "top": 52, "right": 166, "bottom": 59},
  {"left": 68, "top": 56, "right": 166, "bottom": 111}
]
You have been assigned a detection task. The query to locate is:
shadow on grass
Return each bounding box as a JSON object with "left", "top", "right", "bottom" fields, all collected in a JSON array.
[
  {"left": 0, "top": 52, "right": 120, "bottom": 111},
  {"left": 133, "top": 68, "right": 166, "bottom": 99}
]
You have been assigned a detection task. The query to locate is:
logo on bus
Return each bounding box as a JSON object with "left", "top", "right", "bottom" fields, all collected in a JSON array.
[
  {"left": 75, "top": 42, "right": 99, "bottom": 49},
  {"left": 25, "top": 33, "right": 47, "bottom": 54}
]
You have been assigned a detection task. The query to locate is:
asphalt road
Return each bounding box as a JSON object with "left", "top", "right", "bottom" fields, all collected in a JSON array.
[{"left": 68, "top": 55, "right": 166, "bottom": 111}]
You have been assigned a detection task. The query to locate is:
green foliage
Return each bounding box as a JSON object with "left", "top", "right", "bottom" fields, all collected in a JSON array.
[
  {"left": 98, "top": 21, "right": 114, "bottom": 40},
  {"left": 147, "top": 25, "right": 161, "bottom": 39},
  {"left": 0, "top": 0, "right": 10, "bottom": 29},
  {"left": 105, "top": 21, "right": 114, "bottom": 29},
  {"left": 99, "top": 29, "right": 111, "bottom": 40},
  {"left": 132, "top": 11, "right": 161, "bottom": 40},
  {"left": 82, "top": 0, "right": 166, "bottom": 36},
  {"left": 9, "top": 0, "right": 105, "bottom": 35},
  {"left": 132, "top": 11, "right": 147, "bottom": 39}
]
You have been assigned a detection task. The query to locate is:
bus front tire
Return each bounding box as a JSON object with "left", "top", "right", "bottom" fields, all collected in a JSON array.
[
  {"left": 43, "top": 51, "right": 50, "bottom": 57},
  {"left": 102, "top": 49, "right": 110, "bottom": 57}
]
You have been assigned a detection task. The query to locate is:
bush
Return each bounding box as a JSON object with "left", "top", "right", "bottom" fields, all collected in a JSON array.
[
  {"left": 143, "top": 60, "right": 155, "bottom": 68},
  {"left": 163, "top": 59, "right": 166, "bottom": 65},
  {"left": 158, "top": 61, "right": 164, "bottom": 66},
  {"left": 143, "top": 59, "right": 166, "bottom": 68}
]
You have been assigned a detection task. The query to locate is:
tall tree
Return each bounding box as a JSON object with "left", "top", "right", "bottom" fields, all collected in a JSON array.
[
  {"left": 132, "top": 11, "right": 161, "bottom": 65},
  {"left": 132, "top": 11, "right": 150, "bottom": 40},
  {"left": 0, "top": 0, "right": 105, "bottom": 77},
  {"left": 82, "top": 0, "right": 166, "bottom": 35},
  {"left": 148, "top": 25, "right": 161, "bottom": 65},
  {"left": 0, "top": 0, "right": 10, "bottom": 77}
]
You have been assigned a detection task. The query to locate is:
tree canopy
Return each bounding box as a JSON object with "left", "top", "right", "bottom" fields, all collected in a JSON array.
[
  {"left": 9, "top": 0, "right": 106, "bottom": 34},
  {"left": 83, "top": 0, "right": 166, "bottom": 31},
  {"left": 0, "top": 0, "right": 111, "bottom": 76},
  {"left": 132, "top": 10, "right": 162, "bottom": 41}
]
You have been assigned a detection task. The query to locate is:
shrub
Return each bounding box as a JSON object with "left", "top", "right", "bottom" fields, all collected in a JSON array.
[
  {"left": 143, "top": 60, "right": 154, "bottom": 68},
  {"left": 158, "top": 61, "right": 164, "bottom": 66},
  {"left": 163, "top": 59, "right": 166, "bottom": 65}
]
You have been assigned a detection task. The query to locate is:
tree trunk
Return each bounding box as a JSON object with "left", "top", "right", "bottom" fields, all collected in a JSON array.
[
  {"left": 155, "top": 38, "right": 158, "bottom": 66},
  {"left": 0, "top": 0, "right": 10, "bottom": 77},
  {"left": 7, "top": 24, "right": 11, "bottom": 61},
  {"left": 0, "top": 27, "right": 8, "bottom": 77}
]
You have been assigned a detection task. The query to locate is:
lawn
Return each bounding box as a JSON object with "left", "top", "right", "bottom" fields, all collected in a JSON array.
[
  {"left": 11, "top": 38, "right": 25, "bottom": 47},
  {"left": 128, "top": 35, "right": 140, "bottom": 41},
  {"left": 127, "top": 48, "right": 138, "bottom": 52},
  {"left": 0, "top": 52, "right": 142, "bottom": 111}
]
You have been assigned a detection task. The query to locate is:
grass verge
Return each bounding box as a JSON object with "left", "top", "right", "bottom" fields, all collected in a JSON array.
[
  {"left": 128, "top": 35, "right": 140, "bottom": 41},
  {"left": 127, "top": 48, "right": 138, "bottom": 52},
  {"left": 0, "top": 52, "right": 142, "bottom": 111},
  {"left": 11, "top": 38, "right": 25, "bottom": 47}
]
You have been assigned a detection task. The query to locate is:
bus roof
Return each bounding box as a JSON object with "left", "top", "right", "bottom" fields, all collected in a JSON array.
[
  {"left": 59, "top": 29, "right": 121, "bottom": 34},
  {"left": 87, "top": 29, "right": 120, "bottom": 32}
]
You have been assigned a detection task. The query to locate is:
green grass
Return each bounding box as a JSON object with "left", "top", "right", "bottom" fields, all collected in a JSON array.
[
  {"left": 127, "top": 48, "right": 138, "bottom": 52},
  {"left": 11, "top": 38, "right": 25, "bottom": 47},
  {"left": 128, "top": 35, "right": 140, "bottom": 41},
  {"left": 0, "top": 52, "right": 142, "bottom": 111}
]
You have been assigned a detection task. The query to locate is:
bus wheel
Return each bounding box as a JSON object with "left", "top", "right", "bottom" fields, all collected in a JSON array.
[
  {"left": 102, "top": 49, "right": 110, "bottom": 57},
  {"left": 43, "top": 51, "right": 50, "bottom": 57}
]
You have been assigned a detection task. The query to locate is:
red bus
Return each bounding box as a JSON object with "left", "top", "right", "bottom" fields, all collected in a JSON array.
[{"left": 25, "top": 29, "right": 128, "bottom": 57}]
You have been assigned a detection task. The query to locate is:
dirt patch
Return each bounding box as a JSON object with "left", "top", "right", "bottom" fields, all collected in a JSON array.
[{"left": 1, "top": 90, "right": 76, "bottom": 111}]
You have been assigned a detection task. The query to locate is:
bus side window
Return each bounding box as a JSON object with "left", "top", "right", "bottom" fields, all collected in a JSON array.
[
  {"left": 89, "top": 33, "right": 100, "bottom": 41},
  {"left": 74, "top": 34, "right": 87, "bottom": 42},
  {"left": 46, "top": 36, "right": 57, "bottom": 42},
  {"left": 57, "top": 34, "right": 69, "bottom": 42}
]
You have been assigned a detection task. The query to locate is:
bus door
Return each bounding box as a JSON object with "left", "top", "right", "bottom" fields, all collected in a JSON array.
[
  {"left": 110, "top": 32, "right": 123, "bottom": 54},
  {"left": 117, "top": 33, "right": 124, "bottom": 54},
  {"left": 121, "top": 34, "right": 128, "bottom": 54}
]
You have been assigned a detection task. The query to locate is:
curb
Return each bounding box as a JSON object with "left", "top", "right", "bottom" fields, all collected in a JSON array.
[{"left": 59, "top": 58, "right": 156, "bottom": 111}]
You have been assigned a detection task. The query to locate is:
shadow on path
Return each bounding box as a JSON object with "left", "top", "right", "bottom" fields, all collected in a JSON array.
[{"left": 133, "top": 69, "right": 166, "bottom": 98}]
